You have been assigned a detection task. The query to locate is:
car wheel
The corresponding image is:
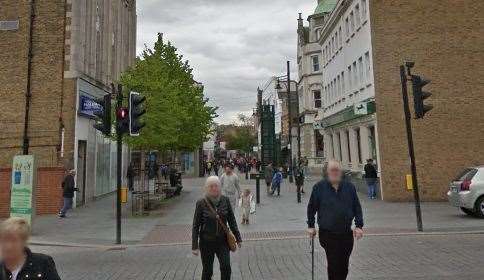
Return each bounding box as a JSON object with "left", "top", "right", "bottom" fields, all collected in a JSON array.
[
  {"left": 474, "top": 197, "right": 484, "bottom": 218},
  {"left": 460, "top": 207, "right": 475, "bottom": 216}
]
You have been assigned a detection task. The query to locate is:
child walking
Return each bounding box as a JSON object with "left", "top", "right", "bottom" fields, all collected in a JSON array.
[
  {"left": 271, "top": 167, "right": 283, "bottom": 196},
  {"left": 239, "top": 189, "right": 254, "bottom": 224}
]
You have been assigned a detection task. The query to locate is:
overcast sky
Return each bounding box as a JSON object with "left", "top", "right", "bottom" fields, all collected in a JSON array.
[{"left": 136, "top": 0, "right": 316, "bottom": 124}]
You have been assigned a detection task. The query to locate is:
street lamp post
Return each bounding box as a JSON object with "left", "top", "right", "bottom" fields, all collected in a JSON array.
[{"left": 286, "top": 61, "right": 294, "bottom": 183}]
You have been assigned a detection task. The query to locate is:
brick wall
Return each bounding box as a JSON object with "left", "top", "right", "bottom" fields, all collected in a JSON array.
[
  {"left": 0, "top": 168, "right": 64, "bottom": 218},
  {"left": 370, "top": 0, "right": 484, "bottom": 201}
]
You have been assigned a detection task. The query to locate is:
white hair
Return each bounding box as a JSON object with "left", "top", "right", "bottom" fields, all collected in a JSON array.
[
  {"left": 205, "top": 176, "right": 221, "bottom": 190},
  {"left": 327, "top": 160, "right": 342, "bottom": 170}
]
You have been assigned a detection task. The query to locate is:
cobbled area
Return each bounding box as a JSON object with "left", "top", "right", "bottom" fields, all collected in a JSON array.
[{"left": 35, "top": 233, "right": 484, "bottom": 280}]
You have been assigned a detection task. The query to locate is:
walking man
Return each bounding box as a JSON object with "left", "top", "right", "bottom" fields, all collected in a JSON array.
[
  {"left": 264, "top": 162, "right": 274, "bottom": 195},
  {"left": 220, "top": 164, "right": 241, "bottom": 208},
  {"left": 59, "top": 169, "right": 77, "bottom": 218},
  {"left": 364, "top": 159, "right": 378, "bottom": 199},
  {"left": 307, "top": 160, "right": 364, "bottom": 280}
]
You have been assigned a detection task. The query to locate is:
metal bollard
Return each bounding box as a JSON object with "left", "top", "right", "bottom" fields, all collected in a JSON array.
[{"left": 255, "top": 173, "right": 260, "bottom": 204}]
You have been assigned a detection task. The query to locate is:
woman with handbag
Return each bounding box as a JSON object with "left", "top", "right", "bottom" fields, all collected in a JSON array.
[{"left": 192, "top": 176, "right": 242, "bottom": 280}]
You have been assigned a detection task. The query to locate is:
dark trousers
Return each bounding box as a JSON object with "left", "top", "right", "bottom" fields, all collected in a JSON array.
[
  {"left": 200, "top": 239, "right": 231, "bottom": 280},
  {"left": 319, "top": 230, "right": 354, "bottom": 280}
]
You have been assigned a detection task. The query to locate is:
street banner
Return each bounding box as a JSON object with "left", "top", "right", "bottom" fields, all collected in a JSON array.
[{"left": 10, "top": 155, "right": 36, "bottom": 225}]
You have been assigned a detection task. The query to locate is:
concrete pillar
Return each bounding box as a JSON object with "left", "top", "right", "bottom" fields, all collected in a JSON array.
[
  {"left": 348, "top": 128, "right": 360, "bottom": 169},
  {"left": 332, "top": 131, "right": 341, "bottom": 161},
  {"left": 339, "top": 130, "right": 350, "bottom": 168},
  {"left": 359, "top": 125, "right": 371, "bottom": 163},
  {"left": 324, "top": 132, "right": 334, "bottom": 160}
]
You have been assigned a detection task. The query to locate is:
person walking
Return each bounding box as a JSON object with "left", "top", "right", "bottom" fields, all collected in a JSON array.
[
  {"left": 307, "top": 160, "right": 364, "bottom": 280},
  {"left": 271, "top": 167, "right": 283, "bottom": 196},
  {"left": 364, "top": 159, "right": 378, "bottom": 199},
  {"left": 220, "top": 165, "right": 241, "bottom": 208},
  {"left": 295, "top": 165, "right": 305, "bottom": 203},
  {"left": 263, "top": 163, "right": 274, "bottom": 195},
  {"left": 0, "top": 217, "right": 61, "bottom": 280},
  {"left": 127, "top": 162, "right": 135, "bottom": 191},
  {"left": 58, "top": 169, "right": 77, "bottom": 218},
  {"left": 192, "top": 176, "right": 242, "bottom": 280}
]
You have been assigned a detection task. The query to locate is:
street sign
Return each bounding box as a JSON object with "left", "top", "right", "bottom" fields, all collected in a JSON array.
[
  {"left": 0, "top": 20, "right": 19, "bottom": 31},
  {"left": 354, "top": 102, "right": 368, "bottom": 115},
  {"left": 10, "top": 155, "right": 36, "bottom": 225}
]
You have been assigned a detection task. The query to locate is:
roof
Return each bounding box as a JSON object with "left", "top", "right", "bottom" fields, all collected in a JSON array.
[{"left": 314, "top": 0, "right": 338, "bottom": 15}]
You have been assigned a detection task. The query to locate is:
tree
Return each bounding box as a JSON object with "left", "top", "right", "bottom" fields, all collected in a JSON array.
[
  {"left": 225, "top": 114, "right": 257, "bottom": 154},
  {"left": 120, "top": 33, "right": 217, "bottom": 151}
]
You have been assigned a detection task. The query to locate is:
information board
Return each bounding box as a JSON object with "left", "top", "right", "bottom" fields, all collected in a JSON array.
[{"left": 10, "top": 155, "right": 36, "bottom": 224}]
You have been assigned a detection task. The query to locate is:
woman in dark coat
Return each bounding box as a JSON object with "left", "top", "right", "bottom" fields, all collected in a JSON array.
[
  {"left": 0, "top": 218, "right": 61, "bottom": 280},
  {"left": 192, "top": 176, "right": 242, "bottom": 280}
]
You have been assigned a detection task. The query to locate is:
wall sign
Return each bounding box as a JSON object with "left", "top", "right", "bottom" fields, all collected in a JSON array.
[
  {"left": 79, "top": 95, "right": 103, "bottom": 118},
  {"left": 0, "top": 20, "right": 19, "bottom": 31},
  {"left": 10, "top": 155, "right": 36, "bottom": 225}
]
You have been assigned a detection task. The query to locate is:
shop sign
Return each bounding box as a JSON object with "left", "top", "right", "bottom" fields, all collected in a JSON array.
[
  {"left": 354, "top": 102, "right": 368, "bottom": 115},
  {"left": 79, "top": 95, "right": 103, "bottom": 118},
  {"left": 10, "top": 155, "right": 36, "bottom": 225}
]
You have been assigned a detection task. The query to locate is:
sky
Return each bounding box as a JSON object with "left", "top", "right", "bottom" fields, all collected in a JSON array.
[{"left": 136, "top": 0, "right": 316, "bottom": 124}]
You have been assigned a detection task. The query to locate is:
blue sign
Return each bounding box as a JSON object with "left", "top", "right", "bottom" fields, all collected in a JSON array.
[{"left": 79, "top": 95, "right": 103, "bottom": 118}]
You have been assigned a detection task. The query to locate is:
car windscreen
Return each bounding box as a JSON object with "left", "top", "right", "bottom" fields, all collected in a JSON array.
[{"left": 453, "top": 168, "right": 478, "bottom": 182}]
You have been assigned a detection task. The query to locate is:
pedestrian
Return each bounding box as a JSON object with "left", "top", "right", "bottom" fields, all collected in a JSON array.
[
  {"left": 307, "top": 160, "right": 364, "bottom": 280},
  {"left": 239, "top": 189, "right": 254, "bottom": 225},
  {"left": 220, "top": 164, "right": 241, "bottom": 208},
  {"left": 127, "top": 162, "right": 134, "bottom": 191},
  {"left": 271, "top": 167, "right": 283, "bottom": 196},
  {"left": 192, "top": 176, "right": 242, "bottom": 280},
  {"left": 0, "top": 217, "right": 61, "bottom": 280},
  {"left": 295, "top": 165, "right": 305, "bottom": 203},
  {"left": 364, "top": 159, "right": 378, "bottom": 199},
  {"left": 58, "top": 169, "right": 77, "bottom": 218},
  {"left": 214, "top": 161, "right": 219, "bottom": 176},
  {"left": 263, "top": 163, "right": 274, "bottom": 195}
]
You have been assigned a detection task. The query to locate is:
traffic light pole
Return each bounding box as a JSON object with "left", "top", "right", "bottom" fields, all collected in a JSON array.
[
  {"left": 115, "top": 84, "right": 123, "bottom": 244},
  {"left": 287, "top": 61, "right": 294, "bottom": 183},
  {"left": 400, "top": 64, "right": 424, "bottom": 232}
]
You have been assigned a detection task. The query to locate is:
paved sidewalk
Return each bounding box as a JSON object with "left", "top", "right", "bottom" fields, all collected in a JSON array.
[
  {"left": 34, "top": 233, "right": 484, "bottom": 280},
  {"left": 31, "top": 174, "right": 484, "bottom": 246}
]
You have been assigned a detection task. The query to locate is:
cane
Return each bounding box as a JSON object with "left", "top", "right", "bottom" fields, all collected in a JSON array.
[{"left": 311, "top": 235, "right": 315, "bottom": 280}]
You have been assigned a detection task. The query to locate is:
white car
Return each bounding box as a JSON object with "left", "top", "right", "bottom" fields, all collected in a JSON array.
[{"left": 447, "top": 166, "right": 484, "bottom": 218}]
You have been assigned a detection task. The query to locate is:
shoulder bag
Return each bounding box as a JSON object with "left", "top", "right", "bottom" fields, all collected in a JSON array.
[{"left": 204, "top": 198, "right": 238, "bottom": 252}]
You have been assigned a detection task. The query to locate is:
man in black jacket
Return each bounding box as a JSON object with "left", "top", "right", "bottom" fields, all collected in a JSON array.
[
  {"left": 58, "top": 169, "right": 77, "bottom": 218},
  {"left": 307, "top": 160, "right": 364, "bottom": 280},
  {"left": 364, "top": 159, "right": 378, "bottom": 199}
]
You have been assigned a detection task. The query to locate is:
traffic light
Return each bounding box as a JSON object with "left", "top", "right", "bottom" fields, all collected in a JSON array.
[
  {"left": 129, "top": 91, "right": 146, "bottom": 136},
  {"left": 93, "top": 94, "right": 112, "bottom": 136},
  {"left": 411, "top": 75, "right": 433, "bottom": 119},
  {"left": 116, "top": 107, "right": 129, "bottom": 134}
]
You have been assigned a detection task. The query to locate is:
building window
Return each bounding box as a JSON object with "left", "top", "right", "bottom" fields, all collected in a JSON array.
[
  {"left": 365, "top": 51, "right": 371, "bottom": 82},
  {"left": 362, "top": 0, "right": 368, "bottom": 21},
  {"left": 358, "top": 57, "right": 364, "bottom": 87},
  {"left": 350, "top": 11, "right": 355, "bottom": 34},
  {"left": 311, "top": 55, "right": 320, "bottom": 72},
  {"left": 346, "top": 130, "right": 352, "bottom": 163},
  {"left": 337, "top": 75, "right": 341, "bottom": 98},
  {"left": 338, "top": 26, "right": 343, "bottom": 47},
  {"left": 352, "top": 61, "right": 358, "bottom": 89},
  {"left": 345, "top": 17, "right": 350, "bottom": 38},
  {"left": 348, "top": 66, "right": 352, "bottom": 89},
  {"left": 341, "top": 71, "right": 345, "bottom": 95},
  {"left": 313, "top": 90, "right": 322, "bottom": 108},
  {"left": 355, "top": 4, "right": 361, "bottom": 27},
  {"left": 335, "top": 32, "right": 339, "bottom": 49},
  {"left": 356, "top": 128, "right": 362, "bottom": 164}
]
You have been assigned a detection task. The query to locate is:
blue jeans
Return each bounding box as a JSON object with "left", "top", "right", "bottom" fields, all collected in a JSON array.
[
  {"left": 60, "top": 198, "right": 73, "bottom": 216},
  {"left": 272, "top": 183, "right": 281, "bottom": 195},
  {"left": 366, "top": 178, "right": 377, "bottom": 199}
]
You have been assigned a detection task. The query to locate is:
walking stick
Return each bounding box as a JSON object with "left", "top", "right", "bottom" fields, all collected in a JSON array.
[{"left": 311, "top": 235, "right": 315, "bottom": 280}]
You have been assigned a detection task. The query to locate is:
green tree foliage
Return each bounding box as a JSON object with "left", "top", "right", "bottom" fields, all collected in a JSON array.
[
  {"left": 120, "top": 33, "right": 217, "bottom": 151},
  {"left": 225, "top": 114, "right": 257, "bottom": 154}
]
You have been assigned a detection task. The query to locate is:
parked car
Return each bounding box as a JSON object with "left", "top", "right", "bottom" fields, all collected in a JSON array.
[{"left": 447, "top": 166, "right": 484, "bottom": 218}]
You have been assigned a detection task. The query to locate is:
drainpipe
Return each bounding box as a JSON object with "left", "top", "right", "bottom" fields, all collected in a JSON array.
[{"left": 22, "top": 0, "right": 35, "bottom": 155}]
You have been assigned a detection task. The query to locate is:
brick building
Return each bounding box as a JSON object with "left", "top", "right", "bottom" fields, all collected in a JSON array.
[
  {"left": 313, "top": 0, "right": 484, "bottom": 201},
  {"left": 0, "top": 0, "right": 137, "bottom": 217}
]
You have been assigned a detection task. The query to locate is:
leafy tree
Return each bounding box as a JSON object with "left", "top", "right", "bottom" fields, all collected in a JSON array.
[
  {"left": 225, "top": 114, "right": 257, "bottom": 154},
  {"left": 120, "top": 33, "right": 217, "bottom": 151}
]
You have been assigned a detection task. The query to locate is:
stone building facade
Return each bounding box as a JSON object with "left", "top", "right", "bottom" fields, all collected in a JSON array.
[
  {"left": 0, "top": 0, "right": 136, "bottom": 217},
  {"left": 313, "top": 0, "right": 484, "bottom": 201}
]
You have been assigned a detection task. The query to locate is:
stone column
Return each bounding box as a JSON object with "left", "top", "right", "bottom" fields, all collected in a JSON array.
[
  {"left": 332, "top": 131, "right": 341, "bottom": 161},
  {"left": 359, "top": 125, "right": 371, "bottom": 163},
  {"left": 339, "top": 130, "right": 350, "bottom": 168},
  {"left": 348, "top": 128, "right": 360, "bottom": 169},
  {"left": 324, "top": 132, "right": 334, "bottom": 160}
]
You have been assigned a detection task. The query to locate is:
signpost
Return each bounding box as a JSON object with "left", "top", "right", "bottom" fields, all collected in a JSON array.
[{"left": 10, "top": 155, "right": 36, "bottom": 225}]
